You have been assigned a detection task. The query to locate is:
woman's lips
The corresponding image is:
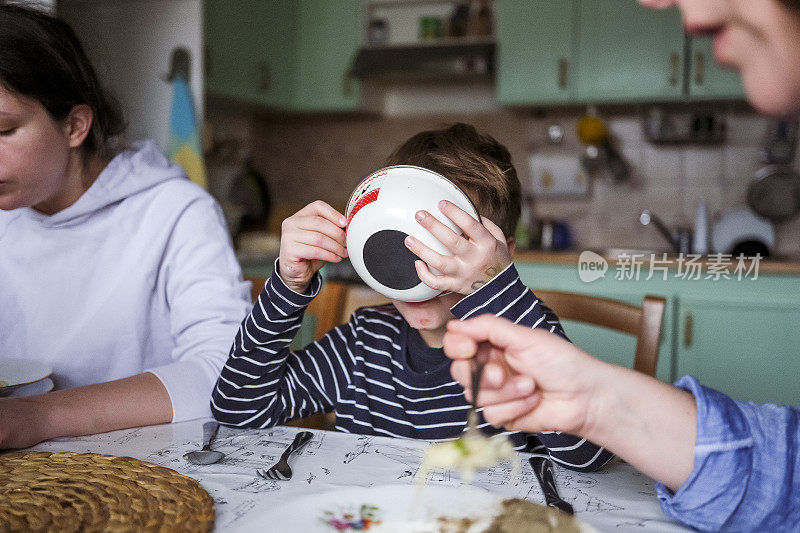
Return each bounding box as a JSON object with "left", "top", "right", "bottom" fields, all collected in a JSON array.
[{"left": 684, "top": 23, "right": 724, "bottom": 37}]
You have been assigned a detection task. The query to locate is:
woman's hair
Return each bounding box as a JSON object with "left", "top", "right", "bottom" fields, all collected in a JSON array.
[
  {"left": 385, "top": 123, "right": 522, "bottom": 239},
  {"left": 0, "top": 2, "right": 125, "bottom": 158}
]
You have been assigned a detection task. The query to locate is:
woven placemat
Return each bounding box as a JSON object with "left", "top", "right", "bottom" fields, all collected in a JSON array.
[{"left": 0, "top": 451, "right": 214, "bottom": 533}]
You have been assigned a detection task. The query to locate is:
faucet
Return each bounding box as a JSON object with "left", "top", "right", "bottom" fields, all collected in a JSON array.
[{"left": 639, "top": 210, "right": 692, "bottom": 254}]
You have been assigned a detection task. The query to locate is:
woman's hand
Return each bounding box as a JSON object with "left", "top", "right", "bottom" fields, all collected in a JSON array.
[
  {"left": 279, "top": 201, "right": 348, "bottom": 294},
  {"left": 443, "top": 316, "right": 602, "bottom": 436},
  {"left": 443, "top": 314, "right": 698, "bottom": 492},
  {"left": 0, "top": 373, "right": 172, "bottom": 451},
  {"left": 404, "top": 200, "right": 512, "bottom": 296},
  {"left": 0, "top": 397, "right": 48, "bottom": 449}
]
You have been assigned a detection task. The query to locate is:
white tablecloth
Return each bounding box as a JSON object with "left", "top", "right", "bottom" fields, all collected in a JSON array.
[{"left": 26, "top": 420, "right": 689, "bottom": 532}]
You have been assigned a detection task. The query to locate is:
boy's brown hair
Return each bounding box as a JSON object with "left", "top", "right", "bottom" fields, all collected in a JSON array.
[{"left": 385, "top": 123, "right": 521, "bottom": 239}]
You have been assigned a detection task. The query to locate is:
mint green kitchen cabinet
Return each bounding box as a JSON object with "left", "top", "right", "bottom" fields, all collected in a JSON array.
[
  {"left": 515, "top": 259, "right": 800, "bottom": 405},
  {"left": 676, "top": 298, "right": 800, "bottom": 405},
  {"left": 204, "top": 0, "right": 297, "bottom": 107},
  {"left": 495, "top": 1, "right": 744, "bottom": 105},
  {"left": 496, "top": 0, "right": 578, "bottom": 105},
  {"left": 203, "top": 0, "right": 360, "bottom": 111},
  {"left": 687, "top": 36, "right": 744, "bottom": 99},
  {"left": 575, "top": 0, "right": 684, "bottom": 102},
  {"left": 291, "top": 0, "right": 360, "bottom": 111}
]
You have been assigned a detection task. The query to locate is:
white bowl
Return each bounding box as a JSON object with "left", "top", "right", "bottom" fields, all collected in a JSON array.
[{"left": 346, "top": 165, "right": 479, "bottom": 302}]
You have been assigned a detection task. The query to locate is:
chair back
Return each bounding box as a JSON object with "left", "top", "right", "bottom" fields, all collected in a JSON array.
[{"left": 532, "top": 289, "right": 666, "bottom": 377}]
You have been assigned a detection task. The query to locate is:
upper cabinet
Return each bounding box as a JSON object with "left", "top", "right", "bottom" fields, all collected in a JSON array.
[
  {"left": 687, "top": 35, "right": 744, "bottom": 99},
  {"left": 496, "top": 0, "right": 744, "bottom": 106},
  {"left": 204, "top": 0, "right": 360, "bottom": 112},
  {"left": 291, "top": 0, "right": 360, "bottom": 111},
  {"left": 575, "top": 0, "right": 684, "bottom": 102},
  {"left": 496, "top": 0, "right": 577, "bottom": 105}
]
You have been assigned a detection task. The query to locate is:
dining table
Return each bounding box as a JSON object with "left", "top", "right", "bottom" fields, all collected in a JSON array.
[{"left": 20, "top": 419, "right": 692, "bottom": 532}]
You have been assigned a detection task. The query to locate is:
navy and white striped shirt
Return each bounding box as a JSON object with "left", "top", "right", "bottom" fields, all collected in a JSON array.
[{"left": 212, "top": 262, "right": 613, "bottom": 471}]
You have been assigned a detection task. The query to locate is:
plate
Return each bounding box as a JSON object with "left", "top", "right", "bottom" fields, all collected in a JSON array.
[
  {"left": 246, "top": 484, "right": 591, "bottom": 532},
  {"left": 0, "top": 357, "right": 52, "bottom": 396},
  {"left": 5, "top": 378, "right": 54, "bottom": 398}
]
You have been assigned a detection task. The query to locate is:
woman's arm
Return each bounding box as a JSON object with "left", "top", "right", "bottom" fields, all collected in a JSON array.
[
  {"left": 0, "top": 372, "right": 171, "bottom": 449},
  {"left": 443, "top": 315, "right": 696, "bottom": 491}
]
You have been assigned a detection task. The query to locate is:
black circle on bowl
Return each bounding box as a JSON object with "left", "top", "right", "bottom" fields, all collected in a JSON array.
[{"left": 363, "top": 230, "right": 421, "bottom": 291}]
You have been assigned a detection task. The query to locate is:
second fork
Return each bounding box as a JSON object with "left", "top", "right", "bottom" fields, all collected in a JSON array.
[{"left": 256, "top": 431, "right": 314, "bottom": 480}]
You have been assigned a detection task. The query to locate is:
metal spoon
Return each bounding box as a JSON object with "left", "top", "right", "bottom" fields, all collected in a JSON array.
[
  {"left": 184, "top": 421, "right": 225, "bottom": 465},
  {"left": 467, "top": 341, "right": 492, "bottom": 432}
]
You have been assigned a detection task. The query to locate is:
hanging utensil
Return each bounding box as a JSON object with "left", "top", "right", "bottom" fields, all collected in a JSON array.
[{"left": 747, "top": 164, "right": 800, "bottom": 223}]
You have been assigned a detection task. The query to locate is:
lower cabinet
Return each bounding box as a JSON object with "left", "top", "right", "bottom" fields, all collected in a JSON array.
[
  {"left": 516, "top": 260, "right": 800, "bottom": 405},
  {"left": 676, "top": 298, "right": 800, "bottom": 405}
]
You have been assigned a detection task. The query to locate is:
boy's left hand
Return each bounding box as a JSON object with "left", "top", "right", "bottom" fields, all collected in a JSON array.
[{"left": 404, "top": 200, "right": 511, "bottom": 296}]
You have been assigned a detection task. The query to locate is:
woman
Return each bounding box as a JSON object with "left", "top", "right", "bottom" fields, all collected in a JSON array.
[
  {"left": 443, "top": 1, "right": 800, "bottom": 531},
  {"left": 0, "top": 4, "right": 250, "bottom": 448}
]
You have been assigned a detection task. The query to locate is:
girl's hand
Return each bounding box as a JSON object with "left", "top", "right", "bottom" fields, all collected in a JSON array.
[
  {"left": 278, "top": 201, "right": 348, "bottom": 294},
  {"left": 404, "top": 200, "right": 512, "bottom": 297}
]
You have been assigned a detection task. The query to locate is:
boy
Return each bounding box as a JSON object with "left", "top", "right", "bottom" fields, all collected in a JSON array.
[{"left": 212, "top": 123, "right": 612, "bottom": 471}]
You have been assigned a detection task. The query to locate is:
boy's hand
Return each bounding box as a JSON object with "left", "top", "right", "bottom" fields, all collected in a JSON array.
[
  {"left": 404, "top": 200, "right": 511, "bottom": 296},
  {"left": 279, "top": 200, "right": 348, "bottom": 294}
]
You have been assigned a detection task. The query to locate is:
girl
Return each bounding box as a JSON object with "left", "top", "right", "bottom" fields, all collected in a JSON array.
[{"left": 0, "top": 3, "right": 250, "bottom": 448}]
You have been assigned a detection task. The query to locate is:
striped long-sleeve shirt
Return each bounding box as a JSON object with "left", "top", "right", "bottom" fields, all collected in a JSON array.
[{"left": 212, "top": 262, "right": 613, "bottom": 471}]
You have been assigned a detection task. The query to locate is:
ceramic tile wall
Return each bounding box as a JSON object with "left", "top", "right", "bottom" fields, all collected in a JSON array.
[{"left": 208, "top": 102, "right": 800, "bottom": 259}]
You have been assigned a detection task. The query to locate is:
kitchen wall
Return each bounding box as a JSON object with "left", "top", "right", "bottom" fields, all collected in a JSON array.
[
  {"left": 59, "top": 0, "right": 203, "bottom": 151},
  {"left": 207, "top": 101, "right": 800, "bottom": 259}
]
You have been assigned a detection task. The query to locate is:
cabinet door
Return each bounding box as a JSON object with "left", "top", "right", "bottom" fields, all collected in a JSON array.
[
  {"left": 204, "top": 0, "right": 261, "bottom": 101},
  {"left": 291, "top": 0, "right": 360, "bottom": 111},
  {"left": 677, "top": 298, "right": 800, "bottom": 405},
  {"left": 687, "top": 36, "right": 745, "bottom": 99},
  {"left": 204, "top": 0, "right": 297, "bottom": 107},
  {"left": 576, "top": 1, "right": 684, "bottom": 102},
  {"left": 496, "top": 0, "right": 578, "bottom": 105}
]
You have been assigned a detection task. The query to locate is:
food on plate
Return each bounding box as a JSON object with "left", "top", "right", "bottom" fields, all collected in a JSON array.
[
  {"left": 351, "top": 498, "right": 580, "bottom": 533},
  {"left": 321, "top": 503, "right": 382, "bottom": 531},
  {"left": 0, "top": 380, "right": 7, "bottom": 388},
  {"left": 484, "top": 499, "right": 580, "bottom": 533},
  {"left": 417, "top": 431, "right": 520, "bottom": 484}
]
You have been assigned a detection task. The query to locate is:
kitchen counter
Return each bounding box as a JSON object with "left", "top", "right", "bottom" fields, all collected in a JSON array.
[{"left": 515, "top": 250, "right": 800, "bottom": 276}]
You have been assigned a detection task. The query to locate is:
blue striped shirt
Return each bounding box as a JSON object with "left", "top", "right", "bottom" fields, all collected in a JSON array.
[{"left": 211, "top": 262, "right": 613, "bottom": 471}]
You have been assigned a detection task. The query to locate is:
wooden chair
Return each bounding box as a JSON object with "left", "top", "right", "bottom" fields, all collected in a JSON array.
[
  {"left": 244, "top": 277, "right": 387, "bottom": 430},
  {"left": 531, "top": 289, "right": 666, "bottom": 378}
]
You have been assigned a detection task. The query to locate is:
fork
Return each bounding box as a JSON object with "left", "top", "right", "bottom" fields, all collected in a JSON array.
[
  {"left": 466, "top": 341, "right": 492, "bottom": 432},
  {"left": 256, "top": 431, "right": 314, "bottom": 480}
]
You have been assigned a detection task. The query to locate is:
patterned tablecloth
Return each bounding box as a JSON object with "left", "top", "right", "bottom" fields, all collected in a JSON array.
[{"left": 26, "top": 420, "right": 690, "bottom": 532}]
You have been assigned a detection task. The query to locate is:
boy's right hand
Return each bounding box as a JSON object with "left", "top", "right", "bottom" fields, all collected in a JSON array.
[{"left": 279, "top": 200, "right": 348, "bottom": 294}]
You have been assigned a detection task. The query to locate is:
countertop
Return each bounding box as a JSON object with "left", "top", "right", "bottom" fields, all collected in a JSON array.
[{"left": 514, "top": 250, "right": 800, "bottom": 275}]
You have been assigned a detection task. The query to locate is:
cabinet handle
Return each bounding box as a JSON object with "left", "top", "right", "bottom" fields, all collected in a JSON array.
[
  {"left": 669, "top": 52, "right": 679, "bottom": 86},
  {"left": 257, "top": 62, "right": 270, "bottom": 93},
  {"left": 342, "top": 71, "right": 353, "bottom": 97},
  {"left": 694, "top": 51, "right": 705, "bottom": 85},
  {"left": 684, "top": 314, "right": 694, "bottom": 347},
  {"left": 557, "top": 58, "right": 568, "bottom": 89}
]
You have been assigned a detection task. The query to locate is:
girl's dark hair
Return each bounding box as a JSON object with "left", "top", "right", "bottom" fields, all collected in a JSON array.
[{"left": 0, "top": 2, "right": 125, "bottom": 158}]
